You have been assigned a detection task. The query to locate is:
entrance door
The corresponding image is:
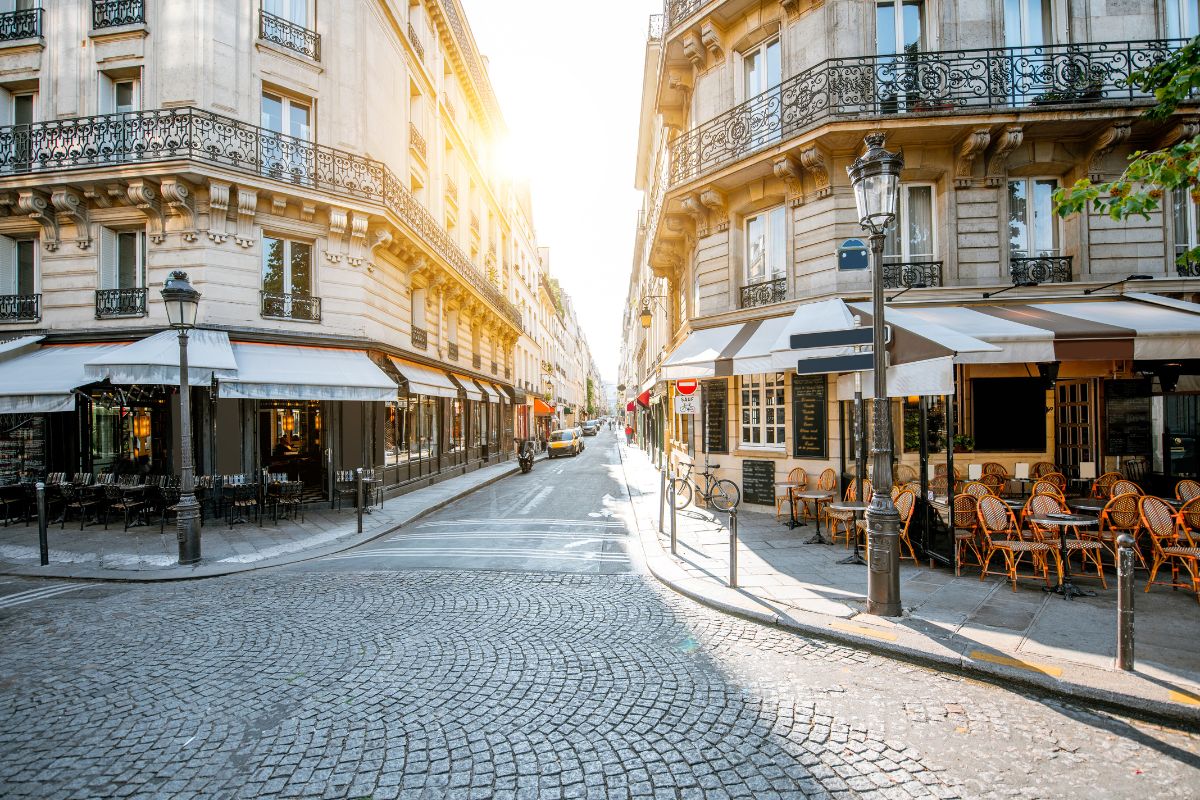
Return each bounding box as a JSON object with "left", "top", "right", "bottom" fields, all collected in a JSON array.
[{"left": 1055, "top": 379, "right": 1097, "bottom": 474}]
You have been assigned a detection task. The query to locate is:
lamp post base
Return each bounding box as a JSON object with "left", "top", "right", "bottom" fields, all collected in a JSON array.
[
  {"left": 176, "top": 493, "right": 201, "bottom": 565},
  {"left": 865, "top": 509, "right": 902, "bottom": 617}
]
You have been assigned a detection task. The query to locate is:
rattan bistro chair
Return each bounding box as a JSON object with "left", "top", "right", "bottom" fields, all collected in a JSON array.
[
  {"left": 895, "top": 489, "right": 918, "bottom": 563},
  {"left": 1096, "top": 493, "right": 1144, "bottom": 568},
  {"left": 1176, "top": 479, "right": 1200, "bottom": 503},
  {"left": 1031, "top": 461, "right": 1056, "bottom": 479},
  {"left": 1141, "top": 495, "right": 1200, "bottom": 604},
  {"left": 982, "top": 462, "right": 1009, "bottom": 479},
  {"left": 952, "top": 494, "right": 982, "bottom": 576},
  {"left": 775, "top": 467, "right": 808, "bottom": 520},
  {"left": 1031, "top": 480, "right": 1064, "bottom": 499},
  {"left": 962, "top": 481, "right": 993, "bottom": 499},
  {"left": 979, "top": 473, "right": 1006, "bottom": 495},
  {"left": 894, "top": 463, "right": 918, "bottom": 486},
  {"left": 828, "top": 479, "right": 870, "bottom": 548},
  {"left": 976, "top": 494, "right": 1055, "bottom": 591},
  {"left": 1041, "top": 472, "right": 1068, "bottom": 492},
  {"left": 1092, "top": 472, "right": 1124, "bottom": 499},
  {"left": 1024, "top": 492, "right": 1106, "bottom": 588},
  {"left": 811, "top": 468, "right": 838, "bottom": 525},
  {"left": 1110, "top": 479, "right": 1143, "bottom": 498}
]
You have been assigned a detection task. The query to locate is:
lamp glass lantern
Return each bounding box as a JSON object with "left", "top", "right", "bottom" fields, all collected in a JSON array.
[
  {"left": 846, "top": 132, "right": 904, "bottom": 235},
  {"left": 161, "top": 270, "right": 200, "bottom": 330},
  {"left": 639, "top": 304, "right": 653, "bottom": 329}
]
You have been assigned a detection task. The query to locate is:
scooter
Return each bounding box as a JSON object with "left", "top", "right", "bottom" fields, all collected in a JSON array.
[{"left": 518, "top": 440, "right": 535, "bottom": 474}]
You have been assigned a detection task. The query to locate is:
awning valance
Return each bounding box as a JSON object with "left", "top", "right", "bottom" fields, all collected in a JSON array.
[
  {"left": 390, "top": 357, "right": 459, "bottom": 398},
  {"left": 836, "top": 357, "right": 955, "bottom": 400},
  {"left": 223, "top": 343, "right": 396, "bottom": 401},
  {"left": 662, "top": 324, "right": 743, "bottom": 380},
  {"left": 636, "top": 390, "right": 651, "bottom": 408},
  {"left": 84, "top": 329, "right": 237, "bottom": 385},
  {"left": 0, "top": 342, "right": 128, "bottom": 413},
  {"left": 626, "top": 400, "right": 635, "bottom": 411},
  {"left": 474, "top": 380, "right": 496, "bottom": 402}
]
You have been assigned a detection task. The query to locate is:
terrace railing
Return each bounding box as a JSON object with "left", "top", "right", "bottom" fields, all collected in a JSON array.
[
  {"left": 95, "top": 288, "right": 147, "bottom": 319},
  {"left": 0, "top": 7, "right": 41, "bottom": 40},
  {"left": 259, "top": 10, "right": 320, "bottom": 61},
  {"left": 92, "top": 0, "right": 145, "bottom": 29},
  {"left": 738, "top": 277, "right": 787, "bottom": 309},
  {"left": 1009, "top": 255, "right": 1074, "bottom": 284},
  {"left": 0, "top": 293, "right": 39, "bottom": 322},
  {"left": 881, "top": 260, "right": 943, "bottom": 290},
  {"left": 261, "top": 291, "right": 321, "bottom": 322}
]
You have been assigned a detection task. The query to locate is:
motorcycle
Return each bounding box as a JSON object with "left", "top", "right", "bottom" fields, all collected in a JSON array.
[{"left": 518, "top": 440, "right": 535, "bottom": 474}]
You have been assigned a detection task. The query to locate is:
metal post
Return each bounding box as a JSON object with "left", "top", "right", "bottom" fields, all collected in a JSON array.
[
  {"left": 659, "top": 467, "right": 667, "bottom": 534},
  {"left": 355, "top": 467, "right": 364, "bottom": 534},
  {"left": 36, "top": 481, "right": 47, "bottom": 566},
  {"left": 866, "top": 231, "right": 902, "bottom": 616},
  {"left": 854, "top": 374, "right": 864, "bottom": 503},
  {"left": 176, "top": 329, "right": 202, "bottom": 565},
  {"left": 669, "top": 473, "right": 677, "bottom": 555},
  {"left": 728, "top": 506, "right": 738, "bottom": 588},
  {"left": 1116, "top": 533, "right": 1136, "bottom": 670},
  {"left": 326, "top": 448, "right": 334, "bottom": 509}
]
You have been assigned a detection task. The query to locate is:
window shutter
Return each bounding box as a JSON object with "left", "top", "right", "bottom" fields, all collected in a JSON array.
[
  {"left": 98, "top": 74, "right": 113, "bottom": 115},
  {"left": 0, "top": 235, "right": 14, "bottom": 295},
  {"left": 99, "top": 227, "right": 118, "bottom": 290}
]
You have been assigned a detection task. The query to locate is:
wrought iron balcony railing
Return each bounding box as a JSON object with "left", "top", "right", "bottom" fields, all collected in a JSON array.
[
  {"left": 505, "top": 367, "right": 511, "bottom": 380},
  {"left": 445, "top": 175, "right": 458, "bottom": 201},
  {"left": 0, "top": 106, "right": 522, "bottom": 328},
  {"left": 411, "top": 326, "right": 428, "bottom": 350},
  {"left": 472, "top": 353, "right": 482, "bottom": 369},
  {"left": 260, "top": 291, "right": 321, "bottom": 321},
  {"left": 258, "top": 9, "right": 320, "bottom": 61},
  {"left": 670, "top": 39, "right": 1182, "bottom": 187},
  {"left": 407, "top": 22, "right": 424, "bottom": 62},
  {"left": 0, "top": 7, "right": 41, "bottom": 40},
  {"left": 409, "top": 122, "right": 426, "bottom": 161},
  {"left": 95, "top": 288, "right": 147, "bottom": 319},
  {"left": 1009, "top": 255, "right": 1073, "bottom": 284},
  {"left": 739, "top": 277, "right": 787, "bottom": 309},
  {"left": 491, "top": 361, "right": 498, "bottom": 375},
  {"left": 447, "top": 342, "right": 459, "bottom": 361},
  {"left": 1177, "top": 259, "right": 1200, "bottom": 278},
  {"left": 881, "top": 260, "right": 944, "bottom": 290},
  {"left": 92, "top": 0, "right": 145, "bottom": 29},
  {"left": 647, "top": 14, "right": 664, "bottom": 41},
  {"left": 0, "top": 293, "right": 39, "bottom": 322},
  {"left": 666, "top": 0, "right": 706, "bottom": 28}
]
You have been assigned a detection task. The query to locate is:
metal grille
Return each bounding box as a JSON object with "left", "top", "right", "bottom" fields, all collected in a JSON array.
[
  {"left": 738, "top": 277, "right": 787, "bottom": 309},
  {"left": 258, "top": 9, "right": 321, "bottom": 61},
  {"left": 95, "top": 288, "right": 147, "bottom": 319},
  {"left": 92, "top": 0, "right": 144, "bottom": 28},
  {"left": 473, "top": 353, "right": 482, "bottom": 369},
  {"left": 1009, "top": 255, "right": 1073, "bottom": 284},
  {"left": 260, "top": 291, "right": 321, "bottom": 322},
  {"left": 0, "top": 7, "right": 41, "bottom": 40},
  {"left": 1177, "top": 258, "right": 1200, "bottom": 277},
  {"left": 409, "top": 123, "right": 426, "bottom": 160},
  {"left": 0, "top": 293, "right": 39, "bottom": 322},
  {"left": 407, "top": 22, "right": 424, "bottom": 61},
  {"left": 491, "top": 361, "right": 498, "bottom": 375},
  {"left": 666, "top": 0, "right": 706, "bottom": 27},
  {"left": 411, "top": 327, "right": 428, "bottom": 350},
  {"left": 447, "top": 342, "right": 459, "bottom": 361},
  {"left": 881, "top": 261, "right": 943, "bottom": 289}
]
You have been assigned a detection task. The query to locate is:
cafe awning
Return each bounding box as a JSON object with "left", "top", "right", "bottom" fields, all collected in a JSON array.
[
  {"left": 663, "top": 317, "right": 793, "bottom": 379},
  {"left": 636, "top": 390, "right": 651, "bottom": 408},
  {"left": 389, "top": 357, "right": 459, "bottom": 398},
  {"left": 533, "top": 397, "right": 555, "bottom": 416},
  {"left": 83, "top": 329, "right": 237, "bottom": 385},
  {"left": 0, "top": 335, "right": 43, "bottom": 362},
  {"left": 0, "top": 342, "right": 129, "bottom": 413},
  {"left": 222, "top": 343, "right": 396, "bottom": 401},
  {"left": 661, "top": 324, "right": 742, "bottom": 380},
  {"left": 449, "top": 374, "right": 482, "bottom": 401},
  {"left": 474, "top": 380, "right": 496, "bottom": 402}
]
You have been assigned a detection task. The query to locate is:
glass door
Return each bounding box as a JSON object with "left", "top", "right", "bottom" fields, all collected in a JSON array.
[{"left": 742, "top": 39, "right": 781, "bottom": 149}]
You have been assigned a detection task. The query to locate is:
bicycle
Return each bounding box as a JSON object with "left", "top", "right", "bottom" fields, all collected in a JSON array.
[{"left": 670, "top": 458, "right": 740, "bottom": 511}]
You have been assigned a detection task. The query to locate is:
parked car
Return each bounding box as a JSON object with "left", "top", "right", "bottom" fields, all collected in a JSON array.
[
  {"left": 582, "top": 421, "right": 599, "bottom": 436},
  {"left": 547, "top": 429, "right": 582, "bottom": 458}
]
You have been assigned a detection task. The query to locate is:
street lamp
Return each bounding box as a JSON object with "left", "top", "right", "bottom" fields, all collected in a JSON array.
[
  {"left": 847, "top": 132, "right": 905, "bottom": 617},
  {"left": 161, "top": 270, "right": 202, "bottom": 565},
  {"left": 638, "top": 295, "right": 668, "bottom": 329}
]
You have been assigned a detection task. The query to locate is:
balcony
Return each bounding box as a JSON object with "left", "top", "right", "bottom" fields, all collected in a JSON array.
[
  {"left": 491, "top": 361, "right": 498, "bottom": 375},
  {"left": 258, "top": 9, "right": 320, "bottom": 61},
  {"left": 881, "top": 261, "right": 943, "bottom": 290},
  {"left": 0, "top": 293, "right": 39, "bottom": 322},
  {"left": 505, "top": 367, "right": 511, "bottom": 380},
  {"left": 739, "top": 277, "right": 787, "bottom": 309},
  {"left": 408, "top": 123, "right": 426, "bottom": 161},
  {"left": 665, "top": 0, "right": 705, "bottom": 28},
  {"left": 0, "top": 105, "right": 523, "bottom": 329},
  {"left": 407, "top": 22, "right": 424, "bottom": 62},
  {"left": 472, "top": 353, "right": 482, "bottom": 369},
  {"left": 95, "top": 288, "right": 146, "bottom": 319},
  {"left": 261, "top": 291, "right": 321, "bottom": 322},
  {"left": 92, "top": 0, "right": 144, "bottom": 29},
  {"left": 411, "top": 326, "right": 428, "bottom": 350},
  {"left": 1009, "top": 255, "right": 1074, "bottom": 284},
  {"left": 447, "top": 342, "right": 459, "bottom": 361},
  {"left": 0, "top": 7, "right": 41, "bottom": 40},
  {"left": 669, "top": 39, "right": 1182, "bottom": 187},
  {"left": 445, "top": 175, "right": 459, "bottom": 202}
]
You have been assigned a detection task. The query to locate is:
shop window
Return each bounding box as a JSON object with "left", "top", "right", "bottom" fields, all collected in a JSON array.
[
  {"left": 902, "top": 397, "right": 946, "bottom": 453},
  {"left": 883, "top": 184, "right": 935, "bottom": 263},
  {"left": 258, "top": 401, "right": 322, "bottom": 483},
  {"left": 740, "top": 372, "right": 786, "bottom": 448},
  {"left": 971, "top": 377, "right": 1046, "bottom": 452},
  {"left": 744, "top": 205, "right": 787, "bottom": 286},
  {"left": 99, "top": 227, "right": 145, "bottom": 290},
  {"left": 1008, "top": 178, "right": 1060, "bottom": 257}
]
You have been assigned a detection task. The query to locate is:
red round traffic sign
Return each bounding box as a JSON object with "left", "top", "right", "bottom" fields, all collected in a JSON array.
[{"left": 676, "top": 379, "right": 698, "bottom": 396}]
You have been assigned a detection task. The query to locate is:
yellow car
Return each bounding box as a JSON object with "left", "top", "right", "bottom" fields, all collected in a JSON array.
[{"left": 547, "top": 429, "right": 581, "bottom": 458}]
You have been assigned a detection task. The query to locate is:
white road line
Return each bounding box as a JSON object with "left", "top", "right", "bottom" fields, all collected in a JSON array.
[
  {"left": 418, "top": 518, "right": 624, "bottom": 528},
  {"left": 0, "top": 584, "right": 85, "bottom": 609},
  {"left": 326, "top": 549, "right": 628, "bottom": 563},
  {"left": 390, "top": 533, "right": 626, "bottom": 541}
]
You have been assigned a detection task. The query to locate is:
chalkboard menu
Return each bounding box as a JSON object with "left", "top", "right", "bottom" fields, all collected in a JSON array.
[
  {"left": 1104, "top": 379, "right": 1152, "bottom": 456},
  {"left": 791, "top": 373, "right": 828, "bottom": 459},
  {"left": 742, "top": 459, "right": 776, "bottom": 506},
  {"left": 702, "top": 380, "right": 728, "bottom": 454}
]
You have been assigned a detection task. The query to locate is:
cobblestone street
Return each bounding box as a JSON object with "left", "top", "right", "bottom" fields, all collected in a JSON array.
[{"left": 1, "top": 434, "right": 1197, "bottom": 798}]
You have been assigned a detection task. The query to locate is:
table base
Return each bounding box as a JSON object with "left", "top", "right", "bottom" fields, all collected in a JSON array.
[
  {"left": 804, "top": 530, "right": 827, "bottom": 545},
  {"left": 837, "top": 549, "right": 867, "bottom": 565},
  {"left": 1044, "top": 580, "right": 1096, "bottom": 600}
]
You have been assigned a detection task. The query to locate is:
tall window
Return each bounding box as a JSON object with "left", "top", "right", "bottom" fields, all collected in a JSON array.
[
  {"left": 1167, "top": 0, "right": 1200, "bottom": 37},
  {"left": 740, "top": 373, "right": 786, "bottom": 447},
  {"left": 876, "top": 0, "right": 924, "bottom": 55},
  {"left": 0, "top": 235, "right": 36, "bottom": 296},
  {"left": 1173, "top": 189, "right": 1199, "bottom": 270},
  {"left": 262, "top": 90, "right": 312, "bottom": 181},
  {"left": 1008, "top": 178, "right": 1060, "bottom": 257},
  {"left": 1004, "top": 0, "right": 1051, "bottom": 47},
  {"left": 262, "top": 236, "right": 312, "bottom": 296},
  {"left": 263, "top": 0, "right": 308, "bottom": 26},
  {"left": 446, "top": 307, "right": 459, "bottom": 344},
  {"left": 411, "top": 287, "right": 427, "bottom": 331},
  {"left": 3, "top": 89, "right": 34, "bottom": 126},
  {"left": 261, "top": 91, "right": 311, "bottom": 139},
  {"left": 883, "top": 185, "right": 935, "bottom": 263},
  {"left": 745, "top": 206, "right": 787, "bottom": 285},
  {"left": 100, "top": 73, "right": 138, "bottom": 115},
  {"left": 743, "top": 39, "right": 780, "bottom": 99},
  {"left": 99, "top": 228, "right": 145, "bottom": 290}
]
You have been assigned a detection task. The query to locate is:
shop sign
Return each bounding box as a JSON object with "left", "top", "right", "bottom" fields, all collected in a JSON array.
[{"left": 674, "top": 395, "right": 698, "bottom": 415}]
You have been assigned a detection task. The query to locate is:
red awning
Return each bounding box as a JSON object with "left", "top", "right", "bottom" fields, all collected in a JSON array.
[
  {"left": 625, "top": 400, "right": 635, "bottom": 412},
  {"left": 636, "top": 390, "right": 651, "bottom": 408},
  {"left": 533, "top": 397, "right": 555, "bottom": 416}
]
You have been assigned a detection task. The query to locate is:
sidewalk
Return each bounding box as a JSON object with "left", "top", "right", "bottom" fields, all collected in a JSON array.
[
  {"left": 618, "top": 441, "right": 1200, "bottom": 726},
  {"left": 0, "top": 456, "right": 539, "bottom": 581}
]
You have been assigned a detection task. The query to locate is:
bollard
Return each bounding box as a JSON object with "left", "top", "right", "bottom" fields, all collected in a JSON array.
[
  {"left": 1116, "top": 533, "right": 1136, "bottom": 671},
  {"left": 669, "top": 475, "right": 677, "bottom": 555},
  {"left": 729, "top": 506, "right": 738, "bottom": 588},
  {"left": 36, "top": 482, "right": 47, "bottom": 567},
  {"left": 659, "top": 468, "right": 667, "bottom": 535},
  {"left": 355, "top": 467, "right": 364, "bottom": 534},
  {"left": 327, "top": 449, "right": 335, "bottom": 510}
]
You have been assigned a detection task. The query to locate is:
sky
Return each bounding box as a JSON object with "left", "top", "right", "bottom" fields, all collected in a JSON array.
[{"left": 459, "top": 0, "right": 662, "bottom": 383}]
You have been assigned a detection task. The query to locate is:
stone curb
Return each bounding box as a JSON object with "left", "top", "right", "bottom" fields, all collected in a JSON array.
[
  {"left": 615, "top": 443, "right": 1200, "bottom": 730},
  {"left": 0, "top": 454, "right": 545, "bottom": 583}
]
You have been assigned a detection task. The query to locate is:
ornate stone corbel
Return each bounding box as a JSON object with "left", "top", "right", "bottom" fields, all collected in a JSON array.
[
  {"left": 369, "top": 227, "right": 394, "bottom": 270},
  {"left": 234, "top": 188, "right": 257, "bottom": 247},
  {"left": 50, "top": 187, "right": 91, "bottom": 249},
  {"left": 681, "top": 31, "right": 705, "bottom": 70},
  {"left": 160, "top": 178, "right": 197, "bottom": 242},
  {"left": 300, "top": 201, "right": 316, "bottom": 222},
  {"left": 271, "top": 195, "right": 288, "bottom": 215},
  {"left": 955, "top": 128, "right": 992, "bottom": 188},
  {"left": 347, "top": 211, "right": 369, "bottom": 267},
  {"left": 680, "top": 194, "right": 707, "bottom": 237},
  {"left": 699, "top": 188, "right": 727, "bottom": 233},
  {"left": 649, "top": 241, "right": 683, "bottom": 279},
  {"left": 1158, "top": 117, "right": 1200, "bottom": 150},
  {"left": 799, "top": 145, "right": 831, "bottom": 198},
  {"left": 772, "top": 154, "right": 804, "bottom": 206},
  {"left": 667, "top": 68, "right": 693, "bottom": 96},
  {"left": 1087, "top": 120, "right": 1132, "bottom": 181},
  {"left": 779, "top": 0, "right": 808, "bottom": 18},
  {"left": 327, "top": 208, "right": 347, "bottom": 262},
  {"left": 126, "top": 179, "right": 166, "bottom": 244},
  {"left": 84, "top": 184, "right": 111, "bottom": 209},
  {"left": 699, "top": 21, "right": 723, "bottom": 62},
  {"left": 18, "top": 190, "right": 59, "bottom": 251},
  {"left": 985, "top": 125, "right": 1023, "bottom": 185},
  {"left": 207, "top": 180, "right": 230, "bottom": 243}
]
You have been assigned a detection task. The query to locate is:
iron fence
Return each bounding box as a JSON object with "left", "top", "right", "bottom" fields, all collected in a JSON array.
[
  {"left": 260, "top": 291, "right": 321, "bottom": 321},
  {"left": 411, "top": 327, "right": 428, "bottom": 350},
  {"left": 259, "top": 10, "right": 320, "bottom": 60},
  {"left": 95, "top": 288, "right": 147, "bottom": 319},
  {"left": 738, "top": 277, "right": 787, "bottom": 309},
  {"left": 881, "top": 260, "right": 943, "bottom": 289},
  {"left": 0, "top": 7, "right": 41, "bottom": 40},
  {"left": 0, "top": 293, "right": 39, "bottom": 322},
  {"left": 1009, "top": 255, "right": 1074, "bottom": 284},
  {"left": 92, "top": 0, "right": 144, "bottom": 29}
]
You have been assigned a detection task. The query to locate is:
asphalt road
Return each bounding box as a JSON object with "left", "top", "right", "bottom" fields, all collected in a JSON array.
[{"left": 0, "top": 428, "right": 1197, "bottom": 799}]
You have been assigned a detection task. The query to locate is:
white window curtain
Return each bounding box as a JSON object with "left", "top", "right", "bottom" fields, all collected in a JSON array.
[
  {"left": 263, "top": 0, "right": 308, "bottom": 26},
  {"left": 1008, "top": 178, "right": 1060, "bottom": 257},
  {"left": 875, "top": 0, "right": 924, "bottom": 55},
  {"left": 884, "top": 184, "right": 934, "bottom": 263},
  {"left": 1004, "top": 0, "right": 1052, "bottom": 47}
]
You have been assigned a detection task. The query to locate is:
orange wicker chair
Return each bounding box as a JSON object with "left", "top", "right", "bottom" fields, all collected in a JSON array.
[
  {"left": 982, "top": 462, "right": 1009, "bottom": 479},
  {"left": 1096, "top": 492, "right": 1144, "bottom": 568},
  {"left": 962, "top": 481, "right": 993, "bottom": 499},
  {"left": 979, "top": 473, "right": 1006, "bottom": 495},
  {"left": 1174, "top": 480, "right": 1200, "bottom": 503},
  {"left": 1041, "top": 472, "right": 1067, "bottom": 492},
  {"left": 895, "top": 489, "right": 918, "bottom": 562},
  {"left": 976, "top": 494, "right": 1055, "bottom": 591},
  {"left": 1091, "top": 471, "right": 1123, "bottom": 499},
  {"left": 1024, "top": 493, "right": 1106, "bottom": 588},
  {"left": 1031, "top": 480, "right": 1064, "bottom": 498},
  {"left": 952, "top": 493, "right": 982, "bottom": 576},
  {"left": 828, "top": 479, "right": 870, "bottom": 548},
  {"left": 775, "top": 467, "right": 808, "bottom": 520},
  {"left": 1182, "top": 497, "right": 1200, "bottom": 538},
  {"left": 1110, "top": 479, "right": 1143, "bottom": 498},
  {"left": 894, "top": 463, "right": 918, "bottom": 486},
  {"left": 1031, "top": 461, "right": 1056, "bottom": 479},
  {"left": 812, "top": 467, "right": 838, "bottom": 525},
  {"left": 901, "top": 481, "right": 923, "bottom": 496},
  {"left": 1141, "top": 496, "right": 1200, "bottom": 604}
]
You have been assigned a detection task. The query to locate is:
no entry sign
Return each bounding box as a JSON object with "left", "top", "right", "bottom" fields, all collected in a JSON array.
[{"left": 675, "top": 378, "right": 698, "bottom": 396}]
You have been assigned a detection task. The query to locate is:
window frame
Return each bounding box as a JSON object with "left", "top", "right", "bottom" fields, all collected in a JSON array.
[
  {"left": 741, "top": 37, "right": 781, "bottom": 102},
  {"left": 883, "top": 182, "right": 936, "bottom": 264},
  {"left": 1003, "top": 0, "right": 1053, "bottom": 47},
  {"left": 99, "top": 226, "right": 147, "bottom": 291},
  {"left": 739, "top": 372, "right": 787, "bottom": 450},
  {"left": 875, "top": 0, "right": 925, "bottom": 56},
  {"left": 743, "top": 205, "right": 788, "bottom": 286},
  {"left": 261, "top": 234, "right": 314, "bottom": 299},
  {"left": 0, "top": 233, "right": 37, "bottom": 297},
  {"left": 1167, "top": 0, "right": 1200, "bottom": 38},
  {"left": 261, "top": 89, "right": 313, "bottom": 140},
  {"left": 1007, "top": 176, "right": 1061, "bottom": 258}
]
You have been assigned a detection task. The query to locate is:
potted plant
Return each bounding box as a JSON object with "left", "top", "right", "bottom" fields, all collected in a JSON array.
[{"left": 953, "top": 434, "right": 975, "bottom": 453}]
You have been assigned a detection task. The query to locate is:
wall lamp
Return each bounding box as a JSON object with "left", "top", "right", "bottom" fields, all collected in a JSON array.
[
  {"left": 887, "top": 281, "right": 926, "bottom": 302},
  {"left": 1083, "top": 274, "right": 1154, "bottom": 295},
  {"left": 982, "top": 281, "right": 1039, "bottom": 299},
  {"left": 638, "top": 295, "right": 668, "bottom": 328}
]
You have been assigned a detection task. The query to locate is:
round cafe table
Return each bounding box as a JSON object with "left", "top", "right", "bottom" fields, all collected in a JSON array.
[
  {"left": 775, "top": 482, "right": 803, "bottom": 530},
  {"left": 829, "top": 501, "right": 870, "bottom": 565},
  {"left": 794, "top": 491, "right": 833, "bottom": 544},
  {"left": 1068, "top": 498, "right": 1107, "bottom": 515},
  {"left": 1029, "top": 513, "right": 1099, "bottom": 600}
]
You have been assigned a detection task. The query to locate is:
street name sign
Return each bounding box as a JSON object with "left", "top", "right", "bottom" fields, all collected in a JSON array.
[{"left": 794, "top": 353, "right": 875, "bottom": 376}]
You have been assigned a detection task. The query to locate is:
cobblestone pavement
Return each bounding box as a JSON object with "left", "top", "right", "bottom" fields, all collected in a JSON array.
[{"left": 0, "top": 431, "right": 1196, "bottom": 799}]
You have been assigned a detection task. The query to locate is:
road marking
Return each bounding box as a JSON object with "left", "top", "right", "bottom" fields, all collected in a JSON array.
[
  {"left": 327, "top": 549, "right": 628, "bottom": 563},
  {"left": 1169, "top": 689, "right": 1200, "bottom": 706},
  {"left": 968, "top": 650, "right": 1063, "bottom": 678},
  {"left": 393, "top": 533, "right": 626, "bottom": 542},
  {"left": 419, "top": 518, "right": 624, "bottom": 527},
  {"left": 830, "top": 621, "right": 898, "bottom": 642},
  {"left": 0, "top": 584, "right": 85, "bottom": 609}
]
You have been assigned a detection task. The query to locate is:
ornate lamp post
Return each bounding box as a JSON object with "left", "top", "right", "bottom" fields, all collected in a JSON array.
[
  {"left": 161, "top": 271, "right": 202, "bottom": 565},
  {"left": 846, "top": 132, "right": 905, "bottom": 617}
]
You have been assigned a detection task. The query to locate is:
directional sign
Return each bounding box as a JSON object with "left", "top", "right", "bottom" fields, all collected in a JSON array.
[
  {"left": 675, "top": 378, "right": 698, "bottom": 396},
  {"left": 674, "top": 395, "right": 698, "bottom": 415},
  {"left": 790, "top": 326, "right": 889, "bottom": 350},
  {"left": 794, "top": 353, "right": 875, "bottom": 376}
]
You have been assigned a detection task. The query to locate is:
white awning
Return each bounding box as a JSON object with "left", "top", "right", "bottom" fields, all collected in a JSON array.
[
  {"left": 83, "top": 329, "right": 237, "bottom": 385},
  {"left": 836, "top": 357, "right": 955, "bottom": 399},
  {"left": 475, "top": 380, "right": 496, "bottom": 402},
  {"left": 662, "top": 324, "right": 742, "bottom": 380},
  {"left": 884, "top": 305, "right": 1055, "bottom": 363},
  {"left": 732, "top": 316, "right": 790, "bottom": 375},
  {"left": 453, "top": 374, "right": 483, "bottom": 402},
  {"left": 222, "top": 343, "right": 396, "bottom": 401},
  {"left": 389, "top": 358, "right": 459, "bottom": 398},
  {"left": 0, "top": 342, "right": 129, "bottom": 413},
  {"left": 769, "top": 298, "right": 861, "bottom": 371},
  {"left": 1032, "top": 299, "right": 1200, "bottom": 360},
  {"left": 0, "top": 335, "right": 43, "bottom": 362}
]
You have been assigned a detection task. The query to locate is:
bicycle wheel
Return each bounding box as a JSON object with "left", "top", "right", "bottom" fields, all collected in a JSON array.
[
  {"left": 670, "top": 478, "right": 693, "bottom": 509},
  {"left": 709, "top": 479, "right": 740, "bottom": 512}
]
